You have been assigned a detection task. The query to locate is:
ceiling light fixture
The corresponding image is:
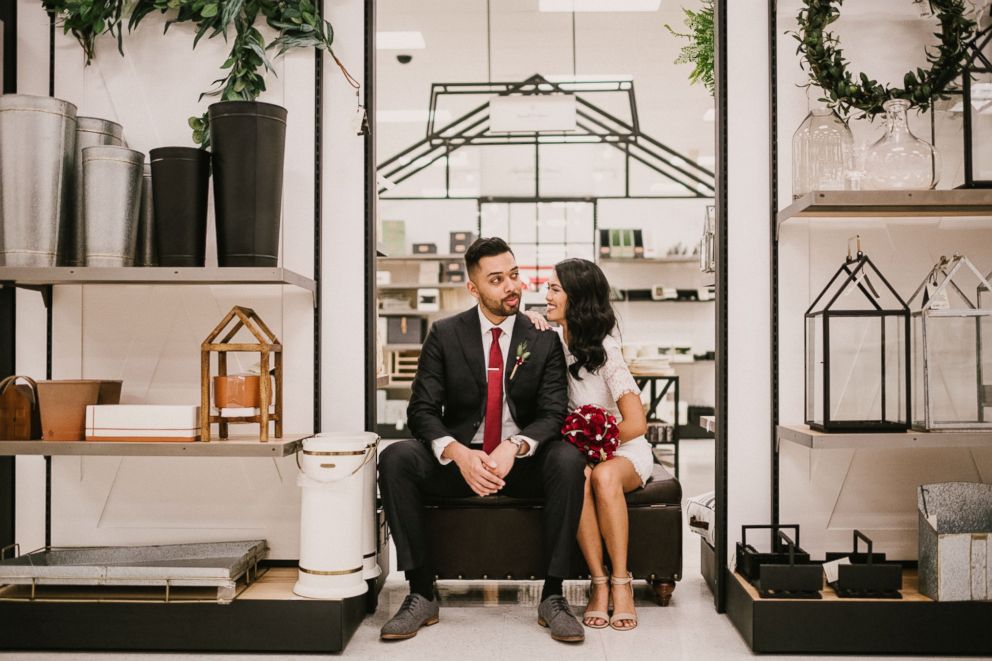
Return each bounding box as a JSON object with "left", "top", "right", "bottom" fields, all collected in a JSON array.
[
  {"left": 376, "top": 31, "right": 426, "bottom": 50},
  {"left": 539, "top": 0, "right": 662, "bottom": 11}
]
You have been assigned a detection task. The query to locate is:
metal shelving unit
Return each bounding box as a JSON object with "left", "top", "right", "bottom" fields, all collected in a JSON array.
[{"left": 776, "top": 424, "right": 992, "bottom": 450}]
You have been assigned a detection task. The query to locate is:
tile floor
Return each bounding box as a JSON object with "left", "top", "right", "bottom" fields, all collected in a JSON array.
[{"left": 0, "top": 440, "right": 964, "bottom": 660}]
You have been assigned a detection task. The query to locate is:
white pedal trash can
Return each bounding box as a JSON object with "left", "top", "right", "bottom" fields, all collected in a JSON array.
[
  {"left": 293, "top": 431, "right": 378, "bottom": 599},
  {"left": 362, "top": 435, "right": 382, "bottom": 580}
]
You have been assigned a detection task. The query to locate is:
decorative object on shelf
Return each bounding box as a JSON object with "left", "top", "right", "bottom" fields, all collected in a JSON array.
[
  {"left": 450, "top": 231, "right": 476, "bottom": 255},
  {"left": 599, "top": 228, "right": 643, "bottom": 259},
  {"left": 823, "top": 530, "right": 902, "bottom": 599},
  {"left": 82, "top": 145, "right": 144, "bottom": 267},
  {"left": 381, "top": 219, "right": 406, "bottom": 256},
  {"left": 805, "top": 237, "right": 911, "bottom": 432},
  {"left": 791, "top": 107, "right": 853, "bottom": 198},
  {"left": 651, "top": 285, "right": 678, "bottom": 301},
  {"left": 213, "top": 374, "right": 266, "bottom": 409},
  {"left": 36, "top": 380, "right": 122, "bottom": 441},
  {"left": 63, "top": 116, "right": 125, "bottom": 267},
  {"left": 294, "top": 431, "right": 378, "bottom": 599},
  {"left": 562, "top": 404, "right": 619, "bottom": 465},
  {"left": 959, "top": 23, "right": 992, "bottom": 188},
  {"left": 864, "top": 99, "right": 942, "bottom": 190},
  {"left": 665, "top": 0, "right": 714, "bottom": 96},
  {"left": 412, "top": 242, "right": 438, "bottom": 255},
  {"left": 699, "top": 205, "right": 716, "bottom": 274},
  {"left": 918, "top": 481, "right": 992, "bottom": 601},
  {"left": 44, "top": 0, "right": 355, "bottom": 147},
  {"left": 736, "top": 524, "right": 820, "bottom": 599},
  {"left": 444, "top": 260, "right": 466, "bottom": 283},
  {"left": 209, "top": 101, "right": 287, "bottom": 267},
  {"left": 386, "top": 316, "right": 426, "bottom": 344},
  {"left": 200, "top": 306, "right": 283, "bottom": 443},
  {"left": 134, "top": 164, "right": 157, "bottom": 267},
  {"left": 418, "top": 261, "right": 440, "bottom": 284},
  {"left": 388, "top": 351, "right": 420, "bottom": 384},
  {"left": 793, "top": 0, "right": 976, "bottom": 118},
  {"left": 85, "top": 404, "right": 200, "bottom": 442},
  {"left": 416, "top": 288, "right": 440, "bottom": 312},
  {"left": 149, "top": 147, "right": 210, "bottom": 267},
  {"left": 908, "top": 254, "right": 992, "bottom": 431},
  {"left": 0, "top": 375, "right": 41, "bottom": 441},
  {"left": 0, "top": 94, "right": 77, "bottom": 267}
]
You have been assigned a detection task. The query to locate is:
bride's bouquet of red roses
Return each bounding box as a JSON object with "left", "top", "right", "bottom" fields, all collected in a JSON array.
[{"left": 561, "top": 404, "right": 620, "bottom": 465}]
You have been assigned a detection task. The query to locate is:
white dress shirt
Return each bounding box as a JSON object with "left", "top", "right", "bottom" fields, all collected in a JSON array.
[{"left": 432, "top": 306, "right": 539, "bottom": 464}]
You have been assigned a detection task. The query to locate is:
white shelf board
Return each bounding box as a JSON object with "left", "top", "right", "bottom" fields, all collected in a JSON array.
[
  {"left": 378, "top": 254, "right": 463, "bottom": 262},
  {"left": 599, "top": 256, "right": 699, "bottom": 265},
  {"left": 378, "top": 283, "right": 465, "bottom": 290},
  {"left": 0, "top": 267, "right": 316, "bottom": 294},
  {"left": 0, "top": 434, "right": 309, "bottom": 457},
  {"left": 777, "top": 190, "right": 992, "bottom": 236},
  {"left": 777, "top": 424, "right": 992, "bottom": 450},
  {"left": 383, "top": 344, "right": 422, "bottom": 351}
]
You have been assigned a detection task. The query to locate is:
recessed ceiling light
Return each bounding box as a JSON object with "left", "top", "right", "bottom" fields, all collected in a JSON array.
[
  {"left": 539, "top": 0, "right": 661, "bottom": 11},
  {"left": 376, "top": 31, "right": 426, "bottom": 50}
]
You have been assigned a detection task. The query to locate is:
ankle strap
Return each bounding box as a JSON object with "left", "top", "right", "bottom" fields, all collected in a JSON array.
[
  {"left": 610, "top": 575, "right": 632, "bottom": 585},
  {"left": 590, "top": 575, "right": 609, "bottom": 584}
]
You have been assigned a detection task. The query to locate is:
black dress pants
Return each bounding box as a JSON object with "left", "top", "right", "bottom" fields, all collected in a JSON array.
[{"left": 378, "top": 439, "right": 587, "bottom": 578}]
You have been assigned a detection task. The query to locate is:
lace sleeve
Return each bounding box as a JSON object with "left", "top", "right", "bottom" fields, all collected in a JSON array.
[{"left": 601, "top": 339, "right": 640, "bottom": 403}]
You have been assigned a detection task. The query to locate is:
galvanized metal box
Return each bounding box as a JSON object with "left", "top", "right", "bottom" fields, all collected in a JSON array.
[{"left": 918, "top": 482, "right": 992, "bottom": 601}]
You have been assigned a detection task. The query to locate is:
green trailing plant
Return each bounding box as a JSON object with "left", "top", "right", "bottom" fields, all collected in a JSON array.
[
  {"left": 665, "top": 0, "right": 714, "bottom": 96},
  {"left": 43, "top": 0, "right": 353, "bottom": 147},
  {"left": 793, "top": 0, "right": 976, "bottom": 118}
]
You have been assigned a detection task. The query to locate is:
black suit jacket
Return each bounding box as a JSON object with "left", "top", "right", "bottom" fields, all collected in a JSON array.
[{"left": 407, "top": 307, "right": 568, "bottom": 451}]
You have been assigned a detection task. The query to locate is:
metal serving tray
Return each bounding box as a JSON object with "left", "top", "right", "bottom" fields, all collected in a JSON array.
[{"left": 0, "top": 540, "right": 267, "bottom": 603}]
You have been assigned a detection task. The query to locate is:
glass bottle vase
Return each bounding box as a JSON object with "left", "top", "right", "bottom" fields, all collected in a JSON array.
[
  {"left": 792, "top": 108, "right": 853, "bottom": 199},
  {"left": 864, "top": 98, "right": 941, "bottom": 190}
]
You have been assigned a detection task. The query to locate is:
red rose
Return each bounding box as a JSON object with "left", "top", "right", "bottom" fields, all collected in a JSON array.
[{"left": 561, "top": 404, "right": 620, "bottom": 466}]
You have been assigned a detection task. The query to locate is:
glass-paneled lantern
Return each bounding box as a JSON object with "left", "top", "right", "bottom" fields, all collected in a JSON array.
[
  {"left": 805, "top": 243, "right": 911, "bottom": 433},
  {"left": 962, "top": 25, "right": 992, "bottom": 188},
  {"left": 908, "top": 255, "right": 992, "bottom": 431}
]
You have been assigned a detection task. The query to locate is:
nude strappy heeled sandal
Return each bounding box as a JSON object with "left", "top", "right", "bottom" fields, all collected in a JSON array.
[
  {"left": 583, "top": 575, "right": 610, "bottom": 629},
  {"left": 609, "top": 573, "right": 638, "bottom": 631}
]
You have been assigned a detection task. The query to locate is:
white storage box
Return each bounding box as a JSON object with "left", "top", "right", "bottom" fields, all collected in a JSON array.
[{"left": 85, "top": 405, "right": 200, "bottom": 442}]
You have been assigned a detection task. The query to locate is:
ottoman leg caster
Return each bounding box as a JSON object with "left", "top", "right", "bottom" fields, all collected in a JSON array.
[{"left": 652, "top": 579, "right": 675, "bottom": 606}]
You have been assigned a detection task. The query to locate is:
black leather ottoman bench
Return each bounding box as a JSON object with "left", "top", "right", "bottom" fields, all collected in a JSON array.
[{"left": 422, "top": 463, "right": 682, "bottom": 605}]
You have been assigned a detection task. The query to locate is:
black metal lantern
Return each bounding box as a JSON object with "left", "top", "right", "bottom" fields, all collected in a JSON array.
[
  {"left": 961, "top": 24, "right": 992, "bottom": 188},
  {"left": 805, "top": 239, "right": 911, "bottom": 433}
]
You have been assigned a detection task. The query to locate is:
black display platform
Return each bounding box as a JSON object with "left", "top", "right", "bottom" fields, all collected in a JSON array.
[{"left": 726, "top": 568, "right": 992, "bottom": 655}]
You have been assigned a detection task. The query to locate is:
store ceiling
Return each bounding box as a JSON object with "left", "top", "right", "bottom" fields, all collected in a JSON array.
[{"left": 375, "top": 0, "right": 715, "bottom": 196}]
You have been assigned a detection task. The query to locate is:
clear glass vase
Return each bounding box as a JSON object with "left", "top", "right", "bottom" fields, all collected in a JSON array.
[
  {"left": 792, "top": 108, "right": 853, "bottom": 199},
  {"left": 864, "top": 99, "right": 941, "bottom": 190}
]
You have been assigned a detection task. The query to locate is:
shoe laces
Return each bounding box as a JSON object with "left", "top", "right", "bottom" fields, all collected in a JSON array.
[
  {"left": 547, "top": 595, "right": 573, "bottom": 618},
  {"left": 399, "top": 594, "right": 422, "bottom": 614}
]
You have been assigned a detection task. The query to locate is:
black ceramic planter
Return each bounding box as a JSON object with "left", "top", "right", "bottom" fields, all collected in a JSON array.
[
  {"left": 149, "top": 147, "right": 210, "bottom": 267},
  {"left": 208, "top": 101, "right": 287, "bottom": 267}
]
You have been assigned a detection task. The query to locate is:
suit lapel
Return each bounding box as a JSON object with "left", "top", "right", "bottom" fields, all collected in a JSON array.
[
  {"left": 456, "top": 308, "right": 487, "bottom": 392},
  {"left": 505, "top": 315, "right": 534, "bottom": 395}
]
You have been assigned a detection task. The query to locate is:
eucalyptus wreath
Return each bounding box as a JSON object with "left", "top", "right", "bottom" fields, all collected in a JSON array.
[
  {"left": 42, "top": 0, "right": 356, "bottom": 146},
  {"left": 794, "top": 0, "right": 976, "bottom": 117}
]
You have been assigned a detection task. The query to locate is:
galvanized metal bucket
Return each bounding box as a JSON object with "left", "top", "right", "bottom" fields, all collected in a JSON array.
[
  {"left": 63, "top": 116, "right": 125, "bottom": 266},
  {"left": 0, "top": 94, "right": 77, "bottom": 267},
  {"left": 134, "top": 163, "right": 157, "bottom": 266},
  {"left": 82, "top": 145, "right": 144, "bottom": 267}
]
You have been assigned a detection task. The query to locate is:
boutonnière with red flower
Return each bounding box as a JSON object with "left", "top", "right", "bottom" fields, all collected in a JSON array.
[{"left": 509, "top": 341, "right": 531, "bottom": 380}]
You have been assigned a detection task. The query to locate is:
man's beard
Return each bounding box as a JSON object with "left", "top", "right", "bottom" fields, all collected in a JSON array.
[{"left": 481, "top": 291, "right": 520, "bottom": 317}]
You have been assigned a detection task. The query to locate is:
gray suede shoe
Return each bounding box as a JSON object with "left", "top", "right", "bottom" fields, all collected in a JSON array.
[
  {"left": 380, "top": 594, "right": 440, "bottom": 641},
  {"left": 538, "top": 595, "right": 585, "bottom": 643}
]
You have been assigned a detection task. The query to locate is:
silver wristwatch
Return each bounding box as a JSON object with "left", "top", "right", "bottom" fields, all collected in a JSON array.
[{"left": 507, "top": 436, "right": 528, "bottom": 455}]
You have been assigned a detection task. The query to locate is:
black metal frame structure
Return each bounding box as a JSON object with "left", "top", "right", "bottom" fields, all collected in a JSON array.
[
  {"left": 962, "top": 23, "right": 992, "bottom": 189},
  {"left": 378, "top": 73, "right": 715, "bottom": 200},
  {"left": 803, "top": 253, "right": 912, "bottom": 433}
]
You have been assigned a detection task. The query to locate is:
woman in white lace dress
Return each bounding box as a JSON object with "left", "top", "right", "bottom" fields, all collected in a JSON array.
[{"left": 526, "top": 258, "right": 650, "bottom": 632}]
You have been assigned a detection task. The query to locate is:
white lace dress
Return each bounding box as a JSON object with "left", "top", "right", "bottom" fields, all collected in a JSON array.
[{"left": 558, "top": 330, "right": 654, "bottom": 486}]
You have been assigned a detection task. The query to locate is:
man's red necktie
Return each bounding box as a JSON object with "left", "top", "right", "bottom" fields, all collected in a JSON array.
[{"left": 483, "top": 327, "right": 504, "bottom": 453}]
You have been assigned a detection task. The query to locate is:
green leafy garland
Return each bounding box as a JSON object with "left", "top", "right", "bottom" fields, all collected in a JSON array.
[
  {"left": 43, "top": 0, "right": 354, "bottom": 147},
  {"left": 665, "top": 0, "right": 714, "bottom": 97},
  {"left": 794, "top": 0, "right": 976, "bottom": 117}
]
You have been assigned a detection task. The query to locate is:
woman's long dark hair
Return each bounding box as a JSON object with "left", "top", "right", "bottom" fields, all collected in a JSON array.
[{"left": 555, "top": 258, "right": 617, "bottom": 380}]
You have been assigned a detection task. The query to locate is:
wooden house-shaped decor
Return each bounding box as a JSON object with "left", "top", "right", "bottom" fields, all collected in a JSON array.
[{"left": 200, "top": 306, "right": 283, "bottom": 442}]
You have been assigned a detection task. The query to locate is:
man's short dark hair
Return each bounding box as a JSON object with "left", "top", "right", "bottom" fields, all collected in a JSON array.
[{"left": 464, "top": 237, "right": 514, "bottom": 275}]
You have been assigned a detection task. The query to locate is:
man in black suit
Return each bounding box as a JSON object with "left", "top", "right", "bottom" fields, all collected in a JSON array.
[{"left": 378, "top": 237, "right": 587, "bottom": 643}]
